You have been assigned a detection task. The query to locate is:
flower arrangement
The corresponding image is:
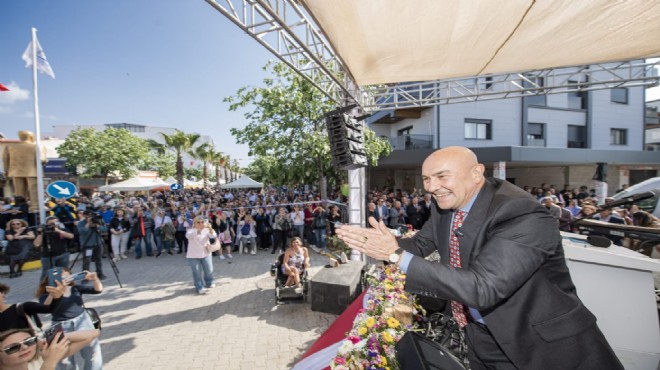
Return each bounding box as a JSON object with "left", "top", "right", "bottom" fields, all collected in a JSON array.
[{"left": 331, "top": 264, "right": 420, "bottom": 370}]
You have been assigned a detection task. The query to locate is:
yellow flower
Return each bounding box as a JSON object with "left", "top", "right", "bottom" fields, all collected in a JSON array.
[
  {"left": 358, "top": 326, "right": 368, "bottom": 336},
  {"left": 382, "top": 331, "right": 394, "bottom": 343},
  {"left": 381, "top": 356, "right": 388, "bottom": 366},
  {"left": 387, "top": 317, "right": 400, "bottom": 328},
  {"left": 366, "top": 317, "right": 376, "bottom": 328}
]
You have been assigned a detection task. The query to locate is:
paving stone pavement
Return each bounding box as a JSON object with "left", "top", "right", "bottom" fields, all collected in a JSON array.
[{"left": 2, "top": 248, "right": 340, "bottom": 370}]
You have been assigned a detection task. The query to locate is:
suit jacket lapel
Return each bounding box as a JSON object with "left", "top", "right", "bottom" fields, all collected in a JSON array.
[
  {"left": 459, "top": 180, "right": 497, "bottom": 267},
  {"left": 434, "top": 204, "right": 452, "bottom": 263}
]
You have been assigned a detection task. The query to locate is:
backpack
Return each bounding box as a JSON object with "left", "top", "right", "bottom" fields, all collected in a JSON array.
[
  {"left": 241, "top": 223, "right": 251, "bottom": 236},
  {"left": 161, "top": 222, "right": 176, "bottom": 241}
]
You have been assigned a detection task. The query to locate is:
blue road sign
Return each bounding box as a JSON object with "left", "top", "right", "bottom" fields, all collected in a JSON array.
[
  {"left": 170, "top": 183, "right": 182, "bottom": 191},
  {"left": 47, "top": 181, "right": 77, "bottom": 199}
]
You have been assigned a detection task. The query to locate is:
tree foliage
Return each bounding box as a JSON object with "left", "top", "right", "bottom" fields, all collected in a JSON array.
[
  {"left": 225, "top": 61, "right": 391, "bottom": 193},
  {"left": 142, "top": 153, "right": 176, "bottom": 179},
  {"left": 147, "top": 130, "right": 201, "bottom": 186},
  {"left": 56, "top": 128, "right": 150, "bottom": 182}
]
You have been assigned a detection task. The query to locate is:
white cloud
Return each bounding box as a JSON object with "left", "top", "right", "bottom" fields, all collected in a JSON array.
[{"left": 0, "top": 82, "right": 30, "bottom": 105}]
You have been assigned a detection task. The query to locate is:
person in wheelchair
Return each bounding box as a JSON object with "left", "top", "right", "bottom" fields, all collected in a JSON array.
[{"left": 281, "top": 237, "right": 310, "bottom": 294}]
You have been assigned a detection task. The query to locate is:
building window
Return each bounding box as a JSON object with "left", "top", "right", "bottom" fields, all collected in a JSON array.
[
  {"left": 610, "top": 128, "right": 627, "bottom": 145},
  {"left": 611, "top": 88, "right": 628, "bottom": 104},
  {"left": 527, "top": 123, "right": 545, "bottom": 147},
  {"left": 464, "top": 119, "right": 492, "bottom": 140},
  {"left": 567, "top": 125, "right": 586, "bottom": 148}
]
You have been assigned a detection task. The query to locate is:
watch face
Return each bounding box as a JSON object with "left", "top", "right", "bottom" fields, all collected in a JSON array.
[{"left": 388, "top": 253, "right": 399, "bottom": 264}]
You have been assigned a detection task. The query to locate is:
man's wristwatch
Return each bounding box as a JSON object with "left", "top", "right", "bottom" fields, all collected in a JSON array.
[{"left": 388, "top": 248, "right": 404, "bottom": 264}]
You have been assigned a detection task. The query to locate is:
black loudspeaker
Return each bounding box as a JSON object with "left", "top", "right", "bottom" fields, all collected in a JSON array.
[
  {"left": 395, "top": 332, "right": 466, "bottom": 370},
  {"left": 326, "top": 112, "right": 368, "bottom": 170}
]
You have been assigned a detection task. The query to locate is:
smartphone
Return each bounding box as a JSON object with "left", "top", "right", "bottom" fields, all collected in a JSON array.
[
  {"left": 44, "top": 323, "right": 63, "bottom": 345},
  {"left": 64, "top": 272, "right": 87, "bottom": 284},
  {"left": 47, "top": 268, "right": 63, "bottom": 287}
]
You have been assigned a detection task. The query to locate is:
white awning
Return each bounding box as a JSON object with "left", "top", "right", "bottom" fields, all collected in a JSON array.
[{"left": 301, "top": 0, "right": 660, "bottom": 85}]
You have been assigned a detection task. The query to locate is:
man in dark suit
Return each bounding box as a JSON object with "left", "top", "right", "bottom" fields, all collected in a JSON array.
[{"left": 337, "top": 146, "right": 621, "bottom": 370}]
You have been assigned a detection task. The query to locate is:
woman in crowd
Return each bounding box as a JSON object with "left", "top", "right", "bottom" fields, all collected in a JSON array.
[
  {"left": 237, "top": 213, "right": 257, "bottom": 255},
  {"left": 37, "top": 269, "right": 103, "bottom": 370},
  {"left": 213, "top": 211, "right": 233, "bottom": 260},
  {"left": 0, "top": 282, "right": 65, "bottom": 333},
  {"left": 0, "top": 327, "right": 99, "bottom": 370},
  {"left": 174, "top": 205, "right": 193, "bottom": 255},
  {"left": 7, "top": 196, "right": 29, "bottom": 222},
  {"left": 185, "top": 216, "right": 216, "bottom": 295},
  {"left": 153, "top": 208, "right": 173, "bottom": 257},
  {"left": 312, "top": 204, "right": 328, "bottom": 255},
  {"left": 253, "top": 207, "right": 271, "bottom": 251},
  {"left": 326, "top": 205, "right": 341, "bottom": 237},
  {"left": 281, "top": 237, "right": 309, "bottom": 294},
  {"left": 108, "top": 208, "right": 131, "bottom": 261},
  {"left": 290, "top": 205, "right": 305, "bottom": 240},
  {"left": 5, "top": 219, "right": 35, "bottom": 278},
  {"left": 272, "top": 207, "right": 291, "bottom": 254}
]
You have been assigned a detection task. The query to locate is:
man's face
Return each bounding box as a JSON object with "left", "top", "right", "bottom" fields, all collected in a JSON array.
[{"left": 421, "top": 151, "right": 483, "bottom": 210}]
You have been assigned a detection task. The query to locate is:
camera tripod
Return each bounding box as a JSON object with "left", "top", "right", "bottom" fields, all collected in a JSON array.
[{"left": 70, "top": 222, "right": 123, "bottom": 288}]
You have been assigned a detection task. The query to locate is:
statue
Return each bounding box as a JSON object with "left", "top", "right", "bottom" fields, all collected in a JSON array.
[{"left": 2, "top": 130, "right": 46, "bottom": 213}]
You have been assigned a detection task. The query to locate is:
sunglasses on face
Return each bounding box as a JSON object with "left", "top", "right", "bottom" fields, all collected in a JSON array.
[{"left": 2, "top": 336, "right": 38, "bottom": 355}]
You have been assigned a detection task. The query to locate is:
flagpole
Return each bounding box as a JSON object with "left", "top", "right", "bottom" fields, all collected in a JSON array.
[{"left": 30, "top": 27, "right": 47, "bottom": 224}]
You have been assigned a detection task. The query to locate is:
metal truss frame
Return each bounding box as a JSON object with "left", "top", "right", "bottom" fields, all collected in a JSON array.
[
  {"left": 366, "top": 60, "right": 660, "bottom": 111},
  {"left": 205, "top": 0, "right": 660, "bottom": 112},
  {"left": 204, "top": 0, "right": 360, "bottom": 106}
]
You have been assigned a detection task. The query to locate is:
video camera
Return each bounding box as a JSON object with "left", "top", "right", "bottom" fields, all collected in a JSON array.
[{"left": 84, "top": 211, "right": 103, "bottom": 227}]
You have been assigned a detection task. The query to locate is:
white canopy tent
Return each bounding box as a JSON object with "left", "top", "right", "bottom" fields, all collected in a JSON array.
[
  {"left": 98, "top": 177, "right": 169, "bottom": 192},
  {"left": 221, "top": 175, "right": 263, "bottom": 189},
  {"left": 301, "top": 0, "right": 660, "bottom": 85}
]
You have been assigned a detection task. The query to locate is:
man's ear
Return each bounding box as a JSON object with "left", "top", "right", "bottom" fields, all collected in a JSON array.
[{"left": 472, "top": 164, "right": 485, "bottom": 181}]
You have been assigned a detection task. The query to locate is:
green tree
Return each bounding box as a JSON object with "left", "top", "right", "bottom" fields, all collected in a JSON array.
[
  {"left": 224, "top": 61, "right": 390, "bottom": 198},
  {"left": 147, "top": 130, "right": 201, "bottom": 186},
  {"left": 207, "top": 149, "right": 226, "bottom": 188},
  {"left": 141, "top": 153, "right": 176, "bottom": 179},
  {"left": 56, "top": 128, "right": 150, "bottom": 184},
  {"left": 191, "top": 144, "right": 224, "bottom": 188}
]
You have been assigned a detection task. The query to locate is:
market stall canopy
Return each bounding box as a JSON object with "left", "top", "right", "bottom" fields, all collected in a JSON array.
[
  {"left": 99, "top": 177, "right": 169, "bottom": 192},
  {"left": 300, "top": 0, "right": 660, "bottom": 85},
  {"left": 222, "top": 175, "right": 264, "bottom": 189},
  {"left": 163, "top": 177, "right": 177, "bottom": 185}
]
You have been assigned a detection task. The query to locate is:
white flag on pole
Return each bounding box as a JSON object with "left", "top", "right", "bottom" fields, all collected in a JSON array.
[{"left": 21, "top": 36, "right": 55, "bottom": 79}]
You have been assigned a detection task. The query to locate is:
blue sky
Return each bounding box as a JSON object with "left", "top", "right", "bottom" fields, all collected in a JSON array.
[{"left": 0, "top": 1, "right": 276, "bottom": 167}]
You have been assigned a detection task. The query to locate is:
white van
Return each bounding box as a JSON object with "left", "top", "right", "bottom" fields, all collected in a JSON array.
[{"left": 611, "top": 177, "right": 660, "bottom": 218}]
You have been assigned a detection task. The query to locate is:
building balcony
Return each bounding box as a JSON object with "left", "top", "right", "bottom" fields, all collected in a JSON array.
[
  {"left": 568, "top": 140, "right": 585, "bottom": 148},
  {"left": 526, "top": 138, "right": 546, "bottom": 147},
  {"left": 390, "top": 134, "right": 434, "bottom": 151}
]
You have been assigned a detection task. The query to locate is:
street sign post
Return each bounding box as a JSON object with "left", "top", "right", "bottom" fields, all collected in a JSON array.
[
  {"left": 46, "top": 181, "right": 77, "bottom": 199},
  {"left": 170, "top": 183, "right": 182, "bottom": 191}
]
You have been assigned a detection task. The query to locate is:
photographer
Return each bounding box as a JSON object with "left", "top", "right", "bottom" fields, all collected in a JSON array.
[
  {"left": 311, "top": 204, "right": 328, "bottom": 255},
  {"left": 34, "top": 216, "right": 75, "bottom": 281},
  {"left": 77, "top": 211, "right": 107, "bottom": 280}
]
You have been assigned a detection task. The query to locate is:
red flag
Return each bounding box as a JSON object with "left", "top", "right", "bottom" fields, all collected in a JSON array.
[{"left": 0, "top": 83, "right": 9, "bottom": 91}]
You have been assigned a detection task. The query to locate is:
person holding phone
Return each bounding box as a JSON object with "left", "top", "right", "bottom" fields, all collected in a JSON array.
[
  {"left": 37, "top": 269, "right": 103, "bottom": 370},
  {"left": 185, "top": 216, "right": 217, "bottom": 295},
  {"left": 0, "top": 282, "right": 65, "bottom": 333},
  {"left": 0, "top": 327, "right": 99, "bottom": 370}
]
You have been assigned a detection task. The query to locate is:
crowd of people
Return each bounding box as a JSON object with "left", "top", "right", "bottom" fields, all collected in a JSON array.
[{"left": 0, "top": 170, "right": 658, "bottom": 369}]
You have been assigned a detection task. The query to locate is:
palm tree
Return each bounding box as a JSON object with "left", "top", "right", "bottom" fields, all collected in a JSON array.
[
  {"left": 191, "top": 143, "right": 220, "bottom": 188},
  {"left": 221, "top": 153, "right": 231, "bottom": 183},
  {"left": 229, "top": 159, "right": 241, "bottom": 181},
  {"left": 208, "top": 150, "right": 226, "bottom": 189},
  {"left": 147, "top": 130, "right": 201, "bottom": 187}
]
